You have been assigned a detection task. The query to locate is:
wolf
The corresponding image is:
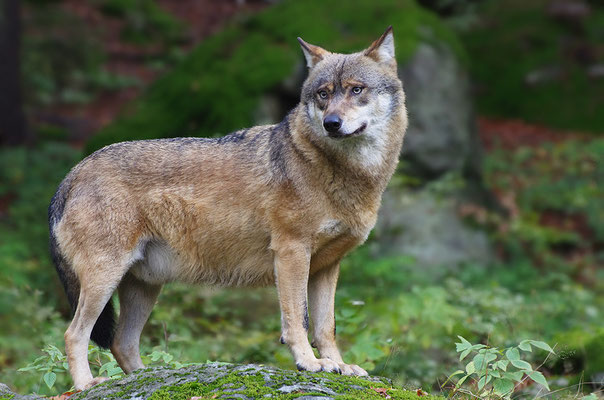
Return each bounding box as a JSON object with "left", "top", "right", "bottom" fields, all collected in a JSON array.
[{"left": 48, "top": 26, "right": 407, "bottom": 390}]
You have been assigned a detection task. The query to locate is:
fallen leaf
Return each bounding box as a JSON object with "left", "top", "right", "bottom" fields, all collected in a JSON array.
[
  {"left": 371, "top": 386, "right": 392, "bottom": 399},
  {"left": 48, "top": 391, "right": 80, "bottom": 400}
]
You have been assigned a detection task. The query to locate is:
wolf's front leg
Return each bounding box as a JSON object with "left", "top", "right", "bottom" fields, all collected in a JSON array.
[
  {"left": 308, "top": 263, "right": 368, "bottom": 376},
  {"left": 274, "top": 244, "right": 341, "bottom": 374}
]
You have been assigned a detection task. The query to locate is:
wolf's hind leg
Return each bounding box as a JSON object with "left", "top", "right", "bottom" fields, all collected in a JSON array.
[
  {"left": 309, "top": 263, "right": 368, "bottom": 376},
  {"left": 112, "top": 272, "right": 162, "bottom": 373},
  {"left": 65, "top": 268, "right": 123, "bottom": 390}
]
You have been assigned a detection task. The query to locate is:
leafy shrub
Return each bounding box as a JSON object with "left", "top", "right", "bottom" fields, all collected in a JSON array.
[{"left": 447, "top": 337, "right": 554, "bottom": 399}]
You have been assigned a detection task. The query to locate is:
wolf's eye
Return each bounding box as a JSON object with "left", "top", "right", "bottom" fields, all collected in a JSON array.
[
  {"left": 352, "top": 87, "right": 363, "bottom": 95},
  {"left": 318, "top": 90, "right": 328, "bottom": 99}
]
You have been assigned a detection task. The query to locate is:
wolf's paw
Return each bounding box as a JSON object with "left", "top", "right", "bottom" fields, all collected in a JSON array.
[
  {"left": 296, "top": 358, "right": 342, "bottom": 374},
  {"left": 83, "top": 376, "right": 109, "bottom": 390},
  {"left": 339, "top": 363, "right": 368, "bottom": 376}
]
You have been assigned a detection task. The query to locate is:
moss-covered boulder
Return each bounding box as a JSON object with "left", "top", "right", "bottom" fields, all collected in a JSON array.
[{"left": 0, "top": 363, "right": 441, "bottom": 400}]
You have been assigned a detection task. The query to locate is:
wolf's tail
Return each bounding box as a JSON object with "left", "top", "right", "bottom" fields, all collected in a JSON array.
[{"left": 48, "top": 176, "right": 116, "bottom": 349}]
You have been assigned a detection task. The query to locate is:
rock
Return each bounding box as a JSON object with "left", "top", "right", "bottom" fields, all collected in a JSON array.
[
  {"left": 375, "top": 183, "right": 493, "bottom": 270},
  {"left": 369, "top": 42, "right": 495, "bottom": 269},
  {"left": 0, "top": 382, "right": 41, "bottom": 400},
  {"left": 587, "top": 64, "right": 604, "bottom": 79},
  {"left": 525, "top": 65, "right": 563, "bottom": 86},
  {"left": 0, "top": 363, "right": 438, "bottom": 400},
  {"left": 400, "top": 43, "right": 481, "bottom": 180},
  {"left": 547, "top": 0, "right": 591, "bottom": 22}
]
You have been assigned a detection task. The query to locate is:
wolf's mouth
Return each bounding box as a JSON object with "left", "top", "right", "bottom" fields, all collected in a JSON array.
[{"left": 328, "top": 122, "right": 367, "bottom": 139}]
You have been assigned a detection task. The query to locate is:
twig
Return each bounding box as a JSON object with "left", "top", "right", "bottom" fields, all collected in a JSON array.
[
  {"left": 512, "top": 343, "right": 558, "bottom": 398},
  {"left": 162, "top": 321, "right": 169, "bottom": 352}
]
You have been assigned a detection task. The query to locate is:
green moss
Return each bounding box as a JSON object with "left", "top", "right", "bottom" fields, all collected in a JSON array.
[
  {"left": 584, "top": 330, "right": 604, "bottom": 379},
  {"left": 85, "top": 0, "right": 464, "bottom": 154},
  {"left": 149, "top": 373, "right": 269, "bottom": 400},
  {"left": 462, "top": 0, "right": 604, "bottom": 133},
  {"left": 316, "top": 373, "right": 440, "bottom": 400},
  {"left": 147, "top": 367, "right": 440, "bottom": 400}
]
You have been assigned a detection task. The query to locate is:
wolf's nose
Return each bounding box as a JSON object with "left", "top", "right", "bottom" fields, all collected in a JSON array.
[{"left": 323, "top": 115, "right": 342, "bottom": 133}]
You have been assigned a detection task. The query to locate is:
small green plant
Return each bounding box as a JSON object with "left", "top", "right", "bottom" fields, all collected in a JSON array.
[
  {"left": 142, "top": 349, "right": 186, "bottom": 369},
  {"left": 446, "top": 336, "right": 555, "bottom": 399},
  {"left": 18, "top": 344, "right": 122, "bottom": 391},
  {"left": 18, "top": 344, "right": 187, "bottom": 392},
  {"left": 88, "top": 346, "right": 125, "bottom": 381},
  {"left": 17, "top": 344, "right": 68, "bottom": 390}
]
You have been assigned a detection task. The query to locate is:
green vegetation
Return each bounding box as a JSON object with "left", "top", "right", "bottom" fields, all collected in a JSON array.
[
  {"left": 483, "top": 139, "right": 604, "bottom": 279},
  {"left": 1, "top": 138, "right": 602, "bottom": 397},
  {"left": 0, "top": 143, "right": 83, "bottom": 394},
  {"left": 1, "top": 0, "right": 602, "bottom": 398},
  {"left": 461, "top": 0, "right": 604, "bottom": 133},
  {"left": 96, "top": 0, "right": 184, "bottom": 44},
  {"left": 85, "top": 0, "right": 465, "bottom": 153},
  {"left": 17, "top": 344, "right": 192, "bottom": 392},
  {"left": 22, "top": 4, "right": 140, "bottom": 107},
  {"left": 448, "top": 337, "right": 555, "bottom": 398}
]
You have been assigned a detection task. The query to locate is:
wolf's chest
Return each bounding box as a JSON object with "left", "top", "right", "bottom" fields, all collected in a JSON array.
[{"left": 313, "top": 219, "right": 348, "bottom": 248}]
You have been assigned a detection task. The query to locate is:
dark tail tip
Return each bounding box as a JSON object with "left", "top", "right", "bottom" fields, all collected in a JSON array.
[{"left": 90, "top": 299, "right": 116, "bottom": 349}]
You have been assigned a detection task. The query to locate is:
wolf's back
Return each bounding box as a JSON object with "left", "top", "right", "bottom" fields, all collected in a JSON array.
[{"left": 49, "top": 171, "right": 116, "bottom": 348}]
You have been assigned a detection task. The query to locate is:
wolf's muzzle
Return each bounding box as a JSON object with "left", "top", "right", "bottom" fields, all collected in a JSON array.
[{"left": 328, "top": 122, "right": 367, "bottom": 139}]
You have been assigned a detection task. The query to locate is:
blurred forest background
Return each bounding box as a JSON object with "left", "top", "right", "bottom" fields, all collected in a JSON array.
[{"left": 0, "top": 0, "right": 602, "bottom": 397}]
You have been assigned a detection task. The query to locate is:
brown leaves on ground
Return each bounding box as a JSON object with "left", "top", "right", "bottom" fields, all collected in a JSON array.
[
  {"left": 477, "top": 117, "right": 589, "bottom": 151},
  {"left": 371, "top": 386, "right": 392, "bottom": 398},
  {"left": 48, "top": 390, "right": 79, "bottom": 400}
]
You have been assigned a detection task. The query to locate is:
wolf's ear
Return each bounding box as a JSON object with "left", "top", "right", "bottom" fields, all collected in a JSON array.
[
  {"left": 298, "top": 37, "right": 329, "bottom": 69},
  {"left": 364, "top": 26, "right": 396, "bottom": 68}
]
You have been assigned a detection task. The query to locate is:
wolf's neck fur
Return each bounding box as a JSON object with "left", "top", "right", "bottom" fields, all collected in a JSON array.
[{"left": 286, "top": 103, "right": 406, "bottom": 206}]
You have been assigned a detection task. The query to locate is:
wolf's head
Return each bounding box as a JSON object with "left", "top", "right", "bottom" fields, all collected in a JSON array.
[{"left": 297, "top": 27, "right": 405, "bottom": 155}]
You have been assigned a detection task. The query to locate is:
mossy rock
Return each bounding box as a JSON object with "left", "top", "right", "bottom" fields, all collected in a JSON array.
[
  {"left": 0, "top": 363, "right": 442, "bottom": 400},
  {"left": 85, "top": 0, "right": 464, "bottom": 154},
  {"left": 462, "top": 0, "right": 604, "bottom": 133},
  {"left": 584, "top": 330, "right": 604, "bottom": 381},
  {"left": 552, "top": 327, "right": 604, "bottom": 387}
]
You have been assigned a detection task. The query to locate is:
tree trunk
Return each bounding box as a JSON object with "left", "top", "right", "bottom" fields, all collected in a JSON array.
[{"left": 0, "top": 0, "right": 29, "bottom": 146}]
